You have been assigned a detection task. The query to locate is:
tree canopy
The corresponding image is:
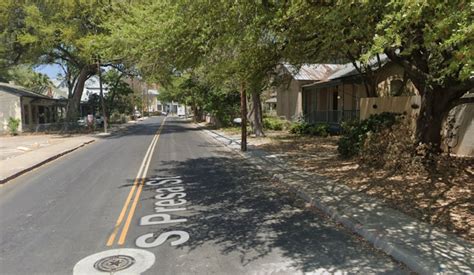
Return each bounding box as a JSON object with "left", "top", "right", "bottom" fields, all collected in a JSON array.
[{"left": 2, "top": 1, "right": 472, "bottom": 150}]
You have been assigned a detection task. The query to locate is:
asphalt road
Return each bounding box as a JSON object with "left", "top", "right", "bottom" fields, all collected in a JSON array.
[{"left": 0, "top": 117, "right": 409, "bottom": 274}]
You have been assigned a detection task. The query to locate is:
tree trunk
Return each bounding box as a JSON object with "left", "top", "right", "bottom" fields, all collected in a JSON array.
[
  {"left": 65, "top": 65, "right": 95, "bottom": 122},
  {"left": 97, "top": 60, "right": 108, "bottom": 133},
  {"left": 240, "top": 82, "right": 247, "bottom": 152},
  {"left": 415, "top": 88, "right": 450, "bottom": 153},
  {"left": 249, "top": 89, "right": 265, "bottom": 136},
  {"left": 192, "top": 105, "right": 202, "bottom": 122}
]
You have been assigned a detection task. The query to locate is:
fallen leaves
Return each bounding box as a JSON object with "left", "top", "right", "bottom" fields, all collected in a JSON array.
[{"left": 256, "top": 132, "right": 474, "bottom": 243}]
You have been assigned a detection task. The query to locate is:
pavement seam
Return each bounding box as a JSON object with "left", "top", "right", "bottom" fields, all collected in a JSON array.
[{"left": 195, "top": 123, "right": 473, "bottom": 275}]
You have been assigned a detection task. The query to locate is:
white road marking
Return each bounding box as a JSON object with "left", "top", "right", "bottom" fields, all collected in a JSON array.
[{"left": 73, "top": 248, "right": 155, "bottom": 275}]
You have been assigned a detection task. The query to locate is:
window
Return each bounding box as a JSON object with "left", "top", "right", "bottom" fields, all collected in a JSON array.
[
  {"left": 390, "top": 79, "right": 404, "bottom": 96},
  {"left": 23, "top": 105, "right": 29, "bottom": 125}
]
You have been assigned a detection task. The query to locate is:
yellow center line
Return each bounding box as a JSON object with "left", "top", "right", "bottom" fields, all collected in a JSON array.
[
  {"left": 106, "top": 118, "right": 166, "bottom": 246},
  {"left": 106, "top": 133, "right": 157, "bottom": 246},
  {"left": 117, "top": 118, "right": 166, "bottom": 245}
]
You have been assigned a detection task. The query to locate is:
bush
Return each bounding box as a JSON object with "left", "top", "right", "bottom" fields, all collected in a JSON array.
[
  {"left": 307, "top": 124, "right": 329, "bottom": 137},
  {"left": 360, "top": 121, "right": 415, "bottom": 169},
  {"left": 290, "top": 121, "right": 310, "bottom": 135},
  {"left": 263, "top": 117, "right": 286, "bottom": 131},
  {"left": 109, "top": 113, "right": 129, "bottom": 124},
  {"left": 337, "top": 112, "right": 400, "bottom": 158},
  {"left": 7, "top": 117, "right": 20, "bottom": 135},
  {"left": 290, "top": 121, "right": 330, "bottom": 137}
]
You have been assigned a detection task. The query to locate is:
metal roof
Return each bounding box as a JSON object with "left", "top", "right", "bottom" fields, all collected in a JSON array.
[
  {"left": 283, "top": 64, "right": 345, "bottom": 81},
  {"left": 328, "top": 54, "right": 389, "bottom": 80},
  {"left": 0, "top": 82, "right": 52, "bottom": 99},
  {"left": 302, "top": 54, "right": 390, "bottom": 89}
]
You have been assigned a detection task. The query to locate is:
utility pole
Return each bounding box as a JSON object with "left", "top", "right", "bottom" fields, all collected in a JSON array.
[
  {"left": 97, "top": 57, "right": 107, "bottom": 133},
  {"left": 143, "top": 82, "right": 147, "bottom": 117},
  {"left": 240, "top": 82, "right": 247, "bottom": 151}
]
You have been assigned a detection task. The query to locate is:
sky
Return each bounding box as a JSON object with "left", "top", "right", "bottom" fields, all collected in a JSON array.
[{"left": 34, "top": 64, "right": 63, "bottom": 79}]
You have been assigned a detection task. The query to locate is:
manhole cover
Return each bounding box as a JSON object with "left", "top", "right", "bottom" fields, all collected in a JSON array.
[
  {"left": 74, "top": 248, "right": 155, "bottom": 275},
  {"left": 93, "top": 255, "right": 135, "bottom": 272}
]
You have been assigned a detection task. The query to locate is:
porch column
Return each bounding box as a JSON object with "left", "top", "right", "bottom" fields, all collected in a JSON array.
[{"left": 27, "top": 104, "right": 32, "bottom": 126}]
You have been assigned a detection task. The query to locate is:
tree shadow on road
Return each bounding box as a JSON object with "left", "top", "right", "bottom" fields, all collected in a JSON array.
[{"left": 144, "top": 155, "right": 405, "bottom": 274}]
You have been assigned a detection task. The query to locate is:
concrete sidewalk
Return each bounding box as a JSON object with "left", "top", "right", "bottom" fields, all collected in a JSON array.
[
  {"left": 0, "top": 135, "right": 96, "bottom": 184},
  {"left": 0, "top": 120, "right": 139, "bottom": 184},
  {"left": 201, "top": 127, "right": 473, "bottom": 275}
]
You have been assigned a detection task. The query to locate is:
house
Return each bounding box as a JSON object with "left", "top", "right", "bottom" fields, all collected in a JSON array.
[
  {"left": 81, "top": 75, "right": 110, "bottom": 102},
  {"left": 275, "top": 64, "right": 345, "bottom": 120},
  {"left": 264, "top": 96, "right": 277, "bottom": 115},
  {"left": 300, "top": 55, "right": 418, "bottom": 125},
  {"left": 145, "top": 89, "right": 159, "bottom": 112},
  {"left": 290, "top": 57, "right": 473, "bottom": 156},
  {"left": 0, "top": 82, "right": 66, "bottom": 134}
]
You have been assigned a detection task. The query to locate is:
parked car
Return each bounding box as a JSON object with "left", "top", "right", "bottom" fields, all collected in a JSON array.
[
  {"left": 77, "top": 115, "right": 104, "bottom": 127},
  {"left": 161, "top": 111, "right": 168, "bottom": 116},
  {"left": 95, "top": 116, "right": 105, "bottom": 127},
  {"left": 77, "top": 118, "right": 86, "bottom": 126},
  {"left": 134, "top": 110, "right": 142, "bottom": 118},
  {"left": 233, "top": 118, "right": 242, "bottom": 125}
]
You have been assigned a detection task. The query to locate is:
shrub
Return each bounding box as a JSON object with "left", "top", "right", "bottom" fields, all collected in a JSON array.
[
  {"left": 290, "top": 121, "right": 330, "bottom": 136},
  {"left": 110, "top": 112, "right": 129, "bottom": 124},
  {"left": 8, "top": 117, "right": 20, "bottom": 135},
  {"left": 360, "top": 121, "right": 415, "bottom": 169},
  {"left": 263, "top": 117, "right": 285, "bottom": 131},
  {"left": 337, "top": 112, "right": 400, "bottom": 158},
  {"left": 307, "top": 124, "right": 329, "bottom": 137},
  {"left": 290, "top": 121, "right": 310, "bottom": 135}
]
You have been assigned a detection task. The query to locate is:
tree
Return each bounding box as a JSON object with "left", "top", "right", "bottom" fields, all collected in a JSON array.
[
  {"left": 1, "top": 64, "right": 52, "bottom": 93},
  {"left": 0, "top": 1, "right": 113, "bottom": 122},
  {"left": 104, "top": 1, "right": 288, "bottom": 142},
  {"left": 278, "top": 1, "right": 473, "bottom": 152},
  {"left": 158, "top": 70, "right": 240, "bottom": 125},
  {"left": 102, "top": 69, "right": 134, "bottom": 115},
  {"left": 372, "top": 1, "right": 473, "bottom": 151}
]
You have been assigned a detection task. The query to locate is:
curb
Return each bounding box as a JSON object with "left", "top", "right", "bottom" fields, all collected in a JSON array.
[
  {"left": 0, "top": 139, "right": 95, "bottom": 184},
  {"left": 198, "top": 125, "right": 472, "bottom": 275},
  {"left": 271, "top": 173, "right": 435, "bottom": 275}
]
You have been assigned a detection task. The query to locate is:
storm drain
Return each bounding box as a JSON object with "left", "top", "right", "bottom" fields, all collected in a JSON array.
[{"left": 94, "top": 255, "right": 136, "bottom": 272}]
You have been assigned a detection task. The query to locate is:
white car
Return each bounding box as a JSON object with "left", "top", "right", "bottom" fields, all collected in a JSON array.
[
  {"left": 95, "top": 116, "right": 105, "bottom": 126},
  {"left": 134, "top": 111, "right": 142, "bottom": 118}
]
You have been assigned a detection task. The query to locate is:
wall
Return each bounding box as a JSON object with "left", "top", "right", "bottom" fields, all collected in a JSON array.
[
  {"left": 443, "top": 103, "right": 474, "bottom": 156},
  {"left": 360, "top": 95, "right": 473, "bottom": 157},
  {"left": 276, "top": 76, "right": 311, "bottom": 121},
  {"left": 375, "top": 63, "right": 418, "bottom": 96},
  {"left": 0, "top": 91, "right": 22, "bottom": 134},
  {"left": 360, "top": 96, "right": 421, "bottom": 120}
]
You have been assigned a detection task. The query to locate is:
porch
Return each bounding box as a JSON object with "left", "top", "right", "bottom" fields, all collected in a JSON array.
[
  {"left": 302, "top": 82, "right": 364, "bottom": 125},
  {"left": 305, "top": 110, "right": 360, "bottom": 124}
]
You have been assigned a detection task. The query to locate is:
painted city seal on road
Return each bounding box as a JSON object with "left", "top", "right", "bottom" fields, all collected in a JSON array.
[
  {"left": 94, "top": 254, "right": 135, "bottom": 272},
  {"left": 73, "top": 248, "right": 155, "bottom": 275}
]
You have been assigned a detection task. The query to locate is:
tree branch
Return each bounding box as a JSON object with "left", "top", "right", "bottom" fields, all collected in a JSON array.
[
  {"left": 56, "top": 45, "right": 81, "bottom": 67},
  {"left": 384, "top": 48, "right": 430, "bottom": 94}
]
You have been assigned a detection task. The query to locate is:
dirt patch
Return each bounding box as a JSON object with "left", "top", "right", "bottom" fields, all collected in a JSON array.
[{"left": 256, "top": 132, "right": 474, "bottom": 243}]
